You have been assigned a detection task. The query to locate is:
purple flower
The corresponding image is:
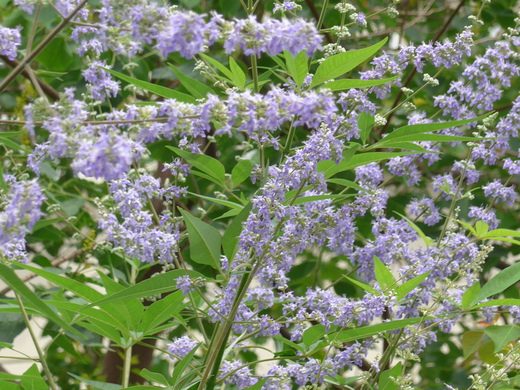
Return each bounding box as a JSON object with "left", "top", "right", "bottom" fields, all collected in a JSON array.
[
  {"left": 482, "top": 179, "right": 516, "bottom": 206},
  {"left": 408, "top": 198, "right": 442, "bottom": 226},
  {"left": 0, "top": 176, "right": 45, "bottom": 263},
  {"left": 82, "top": 60, "right": 120, "bottom": 101},
  {"left": 167, "top": 336, "right": 198, "bottom": 359},
  {"left": 468, "top": 206, "right": 499, "bottom": 230},
  {"left": 0, "top": 26, "right": 21, "bottom": 61},
  {"left": 71, "top": 132, "right": 134, "bottom": 181},
  {"left": 219, "top": 360, "right": 258, "bottom": 389}
]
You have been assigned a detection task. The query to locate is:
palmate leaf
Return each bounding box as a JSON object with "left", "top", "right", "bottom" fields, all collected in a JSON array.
[{"left": 0, "top": 263, "right": 82, "bottom": 338}]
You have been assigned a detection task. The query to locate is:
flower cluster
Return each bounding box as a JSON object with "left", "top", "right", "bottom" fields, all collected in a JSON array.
[
  {"left": 66, "top": 1, "right": 322, "bottom": 59},
  {"left": 98, "top": 172, "right": 182, "bottom": 264},
  {"left": 0, "top": 175, "right": 45, "bottom": 263},
  {"left": 0, "top": 26, "right": 21, "bottom": 61},
  {"left": 167, "top": 336, "right": 198, "bottom": 359}
]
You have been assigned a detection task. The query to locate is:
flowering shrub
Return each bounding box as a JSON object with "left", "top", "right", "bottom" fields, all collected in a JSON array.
[{"left": 1, "top": 0, "right": 520, "bottom": 389}]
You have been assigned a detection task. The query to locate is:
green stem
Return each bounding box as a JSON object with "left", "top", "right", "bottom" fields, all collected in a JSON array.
[
  {"left": 251, "top": 55, "right": 260, "bottom": 93},
  {"left": 317, "top": 0, "right": 329, "bottom": 31},
  {"left": 122, "top": 345, "right": 133, "bottom": 388},
  {"left": 15, "top": 292, "right": 59, "bottom": 390}
]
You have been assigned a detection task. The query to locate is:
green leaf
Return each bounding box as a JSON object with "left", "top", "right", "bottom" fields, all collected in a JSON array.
[
  {"left": 170, "top": 345, "right": 200, "bottom": 388},
  {"left": 374, "top": 256, "right": 396, "bottom": 292},
  {"left": 0, "top": 380, "right": 22, "bottom": 390},
  {"left": 0, "top": 130, "right": 26, "bottom": 138},
  {"left": 311, "top": 38, "right": 388, "bottom": 87},
  {"left": 485, "top": 325, "right": 520, "bottom": 352},
  {"left": 284, "top": 50, "right": 308, "bottom": 87},
  {"left": 102, "top": 67, "right": 196, "bottom": 103},
  {"left": 342, "top": 275, "right": 379, "bottom": 295},
  {"left": 167, "top": 146, "right": 226, "bottom": 185},
  {"left": 232, "top": 159, "right": 253, "bottom": 187},
  {"left": 222, "top": 203, "right": 253, "bottom": 261},
  {"left": 333, "top": 317, "right": 427, "bottom": 343},
  {"left": 396, "top": 271, "right": 431, "bottom": 301},
  {"left": 0, "top": 263, "right": 82, "bottom": 338},
  {"left": 379, "top": 141, "right": 438, "bottom": 153},
  {"left": 84, "top": 270, "right": 203, "bottom": 309},
  {"left": 478, "top": 340, "right": 500, "bottom": 364},
  {"left": 188, "top": 192, "right": 243, "bottom": 210},
  {"left": 472, "top": 298, "right": 520, "bottom": 309},
  {"left": 179, "top": 209, "right": 222, "bottom": 270},
  {"left": 244, "top": 378, "right": 268, "bottom": 390},
  {"left": 462, "top": 283, "right": 481, "bottom": 309},
  {"left": 482, "top": 228, "right": 520, "bottom": 239},
  {"left": 372, "top": 113, "right": 490, "bottom": 147},
  {"left": 461, "top": 330, "right": 485, "bottom": 360},
  {"left": 140, "top": 369, "right": 169, "bottom": 386},
  {"left": 0, "top": 165, "right": 8, "bottom": 193},
  {"left": 229, "top": 57, "right": 246, "bottom": 88},
  {"left": 327, "top": 178, "right": 366, "bottom": 192},
  {"left": 302, "top": 324, "right": 326, "bottom": 348},
  {"left": 139, "top": 290, "right": 185, "bottom": 334},
  {"left": 0, "top": 137, "right": 27, "bottom": 152},
  {"left": 31, "top": 217, "right": 66, "bottom": 232},
  {"left": 215, "top": 208, "right": 241, "bottom": 220},
  {"left": 321, "top": 151, "right": 417, "bottom": 179},
  {"left": 469, "top": 261, "right": 520, "bottom": 307},
  {"left": 69, "top": 373, "right": 122, "bottom": 390},
  {"left": 458, "top": 220, "right": 478, "bottom": 237},
  {"left": 322, "top": 75, "right": 399, "bottom": 91},
  {"left": 358, "top": 112, "right": 374, "bottom": 145},
  {"left": 379, "top": 362, "right": 402, "bottom": 390},
  {"left": 12, "top": 262, "right": 103, "bottom": 302},
  {"left": 21, "top": 364, "right": 47, "bottom": 390},
  {"left": 168, "top": 64, "right": 215, "bottom": 99},
  {"left": 199, "top": 53, "right": 235, "bottom": 81}
]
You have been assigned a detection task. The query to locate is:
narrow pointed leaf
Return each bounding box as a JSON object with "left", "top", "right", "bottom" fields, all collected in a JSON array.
[
  {"left": 167, "top": 146, "right": 226, "bottom": 185},
  {"left": 228, "top": 57, "right": 246, "bottom": 88},
  {"left": 284, "top": 50, "right": 308, "bottom": 87},
  {"left": 102, "top": 67, "right": 196, "bottom": 103},
  {"left": 222, "top": 203, "right": 252, "bottom": 261},
  {"left": 469, "top": 261, "right": 520, "bottom": 307},
  {"left": 322, "top": 75, "right": 399, "bottom": 91},
  {"left": 168, "top": 64, "right": 215, "bottom": 99},
  {"left": 397, "top": 271, "right": 431, "bottom": 301},
  {"left": 311, "top": 38, "right": 388, "bottom": 87},
  {"left": 374, "top": 256, "right": 396, "bottom": 292}
]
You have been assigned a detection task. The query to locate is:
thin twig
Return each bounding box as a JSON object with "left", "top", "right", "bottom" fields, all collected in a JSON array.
[{"left": 0, "top": 0, "right": 90, "bottom": 93}]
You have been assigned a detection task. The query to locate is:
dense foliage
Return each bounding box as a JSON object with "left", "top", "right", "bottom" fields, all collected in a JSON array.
[{"left": 1, "top": 0, "right": 520, "bottom": 389}]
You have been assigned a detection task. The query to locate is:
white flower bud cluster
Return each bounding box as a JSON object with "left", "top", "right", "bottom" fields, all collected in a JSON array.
[
  {"left": 374, "top": 114, "right": 387, "bottom": 126},
  {"left": 423, "top": 73, "right": 439, "bottom": 86},
  {"left": 334, "top": 2, "right": 356, "bottom": 14}
]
